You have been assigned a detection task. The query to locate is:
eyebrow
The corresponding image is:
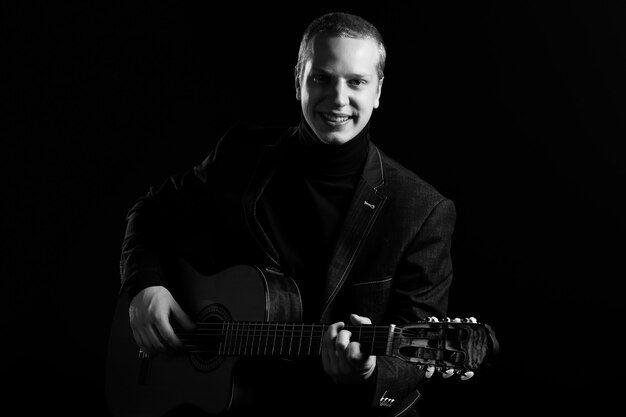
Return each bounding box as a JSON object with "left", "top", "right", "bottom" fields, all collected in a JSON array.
[{"left": 310, "top": 67, "right": 373, "bottom": 79}]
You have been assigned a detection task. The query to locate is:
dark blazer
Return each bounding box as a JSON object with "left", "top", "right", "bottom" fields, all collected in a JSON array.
[{"left": 119, "top": 123, "right": 456, "bottom": 417}]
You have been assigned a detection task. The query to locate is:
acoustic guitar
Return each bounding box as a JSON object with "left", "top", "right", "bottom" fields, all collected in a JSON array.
[{"left": 105, "top": 258, "right": 498, "bottom": 417}]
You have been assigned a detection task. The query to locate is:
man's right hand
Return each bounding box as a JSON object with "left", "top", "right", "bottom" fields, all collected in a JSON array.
[{"left": 128, "top": 286, "right": 196, "bottom": 354}]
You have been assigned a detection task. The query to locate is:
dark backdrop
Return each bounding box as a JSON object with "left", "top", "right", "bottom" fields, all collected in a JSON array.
[{"left": 5, "top": 1, "right": 624, "bottom": 416}]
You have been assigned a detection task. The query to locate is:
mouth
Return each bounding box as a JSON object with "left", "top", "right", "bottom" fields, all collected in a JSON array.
[{"left": 320, "top": 112, "right": 352, "bottom": 126}]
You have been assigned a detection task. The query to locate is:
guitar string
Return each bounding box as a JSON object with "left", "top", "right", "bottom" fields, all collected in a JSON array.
[
  {"left": 176, "top": 327, "right": 456, "bottom": 357},
  {"left": 175, "top": 325, "right": 466, "bottom": 356}
]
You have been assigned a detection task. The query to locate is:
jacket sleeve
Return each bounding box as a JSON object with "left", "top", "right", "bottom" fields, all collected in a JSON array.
[
  {"left": 371, "top": 197, "right": 456, "bottom": 415},
  {"left": 118, "top": 167, "right": 216, "bottom": 299},
  {"left": 118, "top": 127, "right": 241, "bottom": 299}
]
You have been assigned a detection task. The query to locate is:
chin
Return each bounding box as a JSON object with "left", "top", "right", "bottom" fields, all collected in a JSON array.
[
  {"left": 320, "top": 133, "right": 351, "bottom": 145},
  {"left": 316, "top": 127, "right": 357, "bottom": 145}
]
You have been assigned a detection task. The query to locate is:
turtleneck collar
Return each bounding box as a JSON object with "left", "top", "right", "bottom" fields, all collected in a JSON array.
[{"left": 290, "top": 116, "right": 370, "bottom": 177}]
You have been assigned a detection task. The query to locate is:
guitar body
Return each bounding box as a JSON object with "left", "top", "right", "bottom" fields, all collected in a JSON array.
[{"left": 105, "top": 260, "right": 302, "bottom": 417}]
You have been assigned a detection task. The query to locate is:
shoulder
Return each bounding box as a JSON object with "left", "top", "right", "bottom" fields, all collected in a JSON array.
[
  {"left": 373, "top": 145, "right": 456, "bottom": 226},
  {"left": 376, "top": 146, "right": 449, "bottom": 203},
  {"left": 218, "top": 122, "right": 296, "bottom": 150},
  {"left": 196, "top": 122, "right": 295, "bottom": 169}
]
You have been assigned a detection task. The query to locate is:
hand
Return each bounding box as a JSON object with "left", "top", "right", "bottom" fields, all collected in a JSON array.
[
  {"left": 322, "top": 313, "right": 376, "bottom": 385},
  {"left": 424, "top": 316, "right": 475, "bottom": 381},
  {"left": 128, "top": 286, "right": 195, "bottom": 355}
]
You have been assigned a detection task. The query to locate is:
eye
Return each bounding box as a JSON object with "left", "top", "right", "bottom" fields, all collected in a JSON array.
[
  {"left": 311, "top": 73, "right": 329, "bottom": 83},
  {"left": 349, "top": 79, "right": 367, "bottom": 87}
]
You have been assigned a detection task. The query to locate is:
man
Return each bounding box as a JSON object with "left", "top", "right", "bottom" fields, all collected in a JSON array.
[{"left": 118, "top": 12, "right": 457, "bottom": 417}]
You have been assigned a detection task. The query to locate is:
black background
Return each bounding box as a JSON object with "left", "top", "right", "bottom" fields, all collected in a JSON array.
[{"left": 5, "top": 1, "right": 624, "bottom": 416}]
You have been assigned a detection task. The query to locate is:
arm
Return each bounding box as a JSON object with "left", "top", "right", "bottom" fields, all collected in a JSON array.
[
  {"left": 320, "top": 197, "right": 457, "bottom": 414},
  {"left": 371, "top": 197, "right": 457, "bottom": 410},
  {"left": 119, "top": 134, "right": 229, "bottom": 352},
  {"left": 119, "top": 168, "right": 216, "bottom": 353}
]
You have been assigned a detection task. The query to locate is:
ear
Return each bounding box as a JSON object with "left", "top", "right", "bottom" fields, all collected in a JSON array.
[
  {"left": 374, "top": 76, "right": 384, "bottom": 109},
  {"left": 294, "top": 66, "right": 301, "bottom": 101}
]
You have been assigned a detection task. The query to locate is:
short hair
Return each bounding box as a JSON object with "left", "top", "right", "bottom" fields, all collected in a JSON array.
[{"left": 295, "top": 12, "right": 387, "bottom": 82}]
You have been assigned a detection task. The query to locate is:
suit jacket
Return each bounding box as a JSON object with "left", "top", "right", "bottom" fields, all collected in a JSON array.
[{"left": 119, "top": 123, "right": 456, "bottom": 417}]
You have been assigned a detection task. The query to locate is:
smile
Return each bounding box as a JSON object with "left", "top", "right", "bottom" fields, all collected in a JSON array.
[{"left": 320, "top": 113, "right": 352, "bottom": 124}]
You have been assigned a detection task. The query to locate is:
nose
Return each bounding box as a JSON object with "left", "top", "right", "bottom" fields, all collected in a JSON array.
[{"left": 329, "top": 80, "right": 349, "bottom": 107}]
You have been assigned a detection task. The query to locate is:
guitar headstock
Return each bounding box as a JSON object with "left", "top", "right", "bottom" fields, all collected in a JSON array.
[{"left": 392, "top": 317, "right": 498, "bottom": 380}]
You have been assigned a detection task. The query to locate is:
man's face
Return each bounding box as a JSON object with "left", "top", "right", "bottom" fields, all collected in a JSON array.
[{"left": 296, "top": 34, "right": 383, "bottom": 145}]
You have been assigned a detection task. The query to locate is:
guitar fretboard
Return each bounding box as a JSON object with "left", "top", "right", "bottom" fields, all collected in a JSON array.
[{"left": 177, "top": 322, "right": 394, "bottom": 357}]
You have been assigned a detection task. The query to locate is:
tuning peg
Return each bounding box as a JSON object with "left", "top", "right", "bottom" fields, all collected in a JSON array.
[
  {"left": 427, "top": 316, "right": 440, "bottom": 323},
  {"left": 425, "top": 365, "right": 435, "bottom": 378},
  {"left": 464, "top": 317, "right": 477, "bottom": 323},
  {"left": 461, "top": 371, "right": 475, "bottom": 381},
  {"left": 443, "top": 317, "right": 451, "bottom": 322},
  {"left": 452, "top": 317, "right": 462, "bottom": 323},
  {"left": 442, "top": 368, "right": 455, "bottom": 378}
]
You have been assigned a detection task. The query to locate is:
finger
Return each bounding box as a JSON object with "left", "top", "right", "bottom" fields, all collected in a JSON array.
[
  {"left": 347, "top": 314, "right": 373, "bottom": 363},
  {"left": 171, "top": 301, "right": 196, "bottom": 331},
  {"left": 322, "top": 322, "right": 344, "bottom": 376},
  {"left": 461, "top": 371, "right": 474, "bottom": 381},
  {"left": 349, "top": 313, "right": 372, "bottom": 325},
  {"left": 335, "top": 328, "right": 352, "bottom": 352},
  {"left": 145, "top": 324, "right": 166, "bottom": 352},
  {"left": 345, "top": 341, "right": 365, "bottom": 364},
  {"left": 153, "top": 313, "right": 186, "bottom": 351},
  {"left": 334, "top": 329, "right": 355, "bottom": 375},
  {"left": 324, "top": 322, "right": 344, "bottom": 353},
  {"left": 131, "top": 327, "right": 150, "bottom": 353}
]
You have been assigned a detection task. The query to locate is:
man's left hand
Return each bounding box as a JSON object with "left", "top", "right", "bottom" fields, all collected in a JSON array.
[{"left": 322, "top": 313, "right": 376, "bottom": 384}]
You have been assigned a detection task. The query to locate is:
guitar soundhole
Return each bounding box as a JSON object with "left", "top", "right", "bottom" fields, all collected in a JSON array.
[{"left": 189, "top": 303, "right": 231, "bottom": 373}]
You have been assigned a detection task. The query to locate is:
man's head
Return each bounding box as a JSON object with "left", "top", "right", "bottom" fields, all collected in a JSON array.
[{"left": 295, "top": 12, "right": 386, "bottom": 144}]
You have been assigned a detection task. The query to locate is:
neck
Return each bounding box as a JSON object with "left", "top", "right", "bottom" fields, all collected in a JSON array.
[
  {"left": 293, "top": 117, "right": 370, "bottom": 177},
  {"left": 177, "top": 322, "right": 393, "bottom": 357}
]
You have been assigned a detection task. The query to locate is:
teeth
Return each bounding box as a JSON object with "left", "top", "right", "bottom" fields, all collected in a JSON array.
[{"left": 322, "top": 113, "right": 350, "bottom": 123}]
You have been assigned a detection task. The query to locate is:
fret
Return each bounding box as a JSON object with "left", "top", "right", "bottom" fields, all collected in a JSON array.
[
  {"left": 241, "top": 322, "right": 247, "bottom": 355},
  {"left": 222, "top": 322, "right": 230, "bottom": 355},
  {"left": 263, "top": 323, "right": 269, "bottom": 355},
  {"left": 297, "top": 324, "right": 303, "bottom": 355},
  {"left": 232, "top": 323, "right": 238, "bottom": 355},
  {"left": 279, "top": 323, "right": 285, "bottom": 355},
  {"left": 288, "top": 323, "right": 295, "bottom": 355},
  {"left": 249, "top": 322, "right": 255, "bottom": 355},
  {"left": 218, "top": 322, "right": 225, "bottom": 355},
  {"left": 308, "top": 324, "right": 314, "bottom": 355},
  {"left": 271, "top": 322, "right": 277, "bottom": 355},
  {"left": 246, "top": 322, "right": 253, "bottom": 355},
  {"left": 317, "top": 324, "right": 322, "bottom": 355}
]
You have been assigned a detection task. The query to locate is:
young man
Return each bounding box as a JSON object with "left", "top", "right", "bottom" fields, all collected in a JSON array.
[{"left": 118, "top": 12, "right": 457, "bottom": 417}]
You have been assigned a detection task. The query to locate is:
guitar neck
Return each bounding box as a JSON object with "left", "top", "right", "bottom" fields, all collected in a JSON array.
[{"left": 177, "top": 322, "right": 394, "bottom": 357}]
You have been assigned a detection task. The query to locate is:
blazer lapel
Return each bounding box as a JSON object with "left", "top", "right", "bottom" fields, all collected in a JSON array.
[
  {"left": 320, "top": 144, "right": 388, "bottom": 321},
  {"left": 242, "top": 128, "right": 296, "bottom": 268}
]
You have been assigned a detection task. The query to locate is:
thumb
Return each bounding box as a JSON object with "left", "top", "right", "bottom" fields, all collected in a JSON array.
[
  {"left": 170, "top": 301, "right": 196, "bottom": 331},
  {"left": 350, "top": 313, "right": 372, "bottom": 325}
]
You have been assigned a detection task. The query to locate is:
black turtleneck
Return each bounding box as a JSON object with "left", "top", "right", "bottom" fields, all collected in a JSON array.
[{"left": 258, "top": 118, "right": 370, "bottom": 320}]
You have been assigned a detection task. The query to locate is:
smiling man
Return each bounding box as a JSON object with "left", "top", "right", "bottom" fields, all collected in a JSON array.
[
  {"left": 118, "top": 12, "right": 458, "bottom": 417},
  {"left": 296, "top": 32, "right": 384, "bottom": 145}
]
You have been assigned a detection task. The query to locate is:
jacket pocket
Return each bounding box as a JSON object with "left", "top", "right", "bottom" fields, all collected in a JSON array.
[{"left": 340, "top": 276, "right": 393, "bottom": 323}]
